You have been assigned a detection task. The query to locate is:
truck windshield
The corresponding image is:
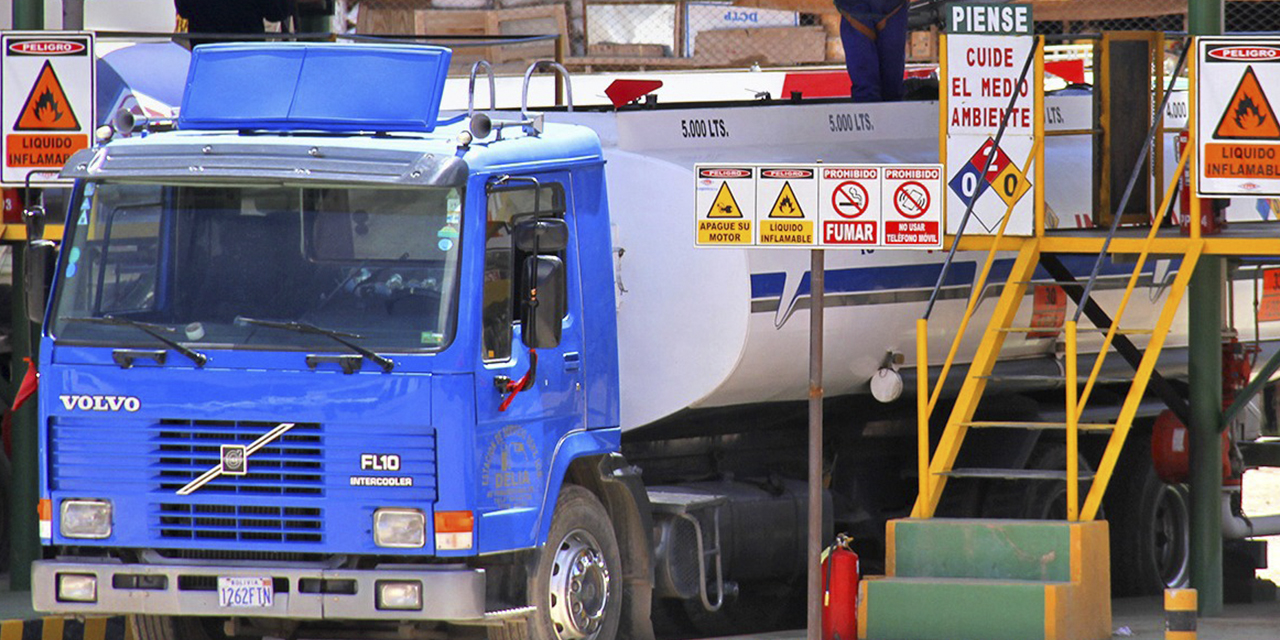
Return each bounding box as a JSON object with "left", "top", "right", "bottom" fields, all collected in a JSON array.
[{"left": 50, "top": 182, "right": 462, "bottom": 353}]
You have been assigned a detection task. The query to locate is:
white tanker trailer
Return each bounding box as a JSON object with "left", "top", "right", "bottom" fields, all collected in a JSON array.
[{"left": 533, "top": 80, "right": 1278, "bottom": 631}]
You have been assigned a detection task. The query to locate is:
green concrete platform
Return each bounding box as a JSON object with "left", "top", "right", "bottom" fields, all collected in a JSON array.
[{"left": 859, "top": 518, "right": 1111, "bottom": 640}]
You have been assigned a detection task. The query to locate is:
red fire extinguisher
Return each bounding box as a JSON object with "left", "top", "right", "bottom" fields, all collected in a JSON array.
[{"left": 822, "top": 533, "right": 859, "bottom": 640}]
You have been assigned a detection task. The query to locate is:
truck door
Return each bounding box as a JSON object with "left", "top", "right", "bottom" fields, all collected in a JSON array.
[{"left": 474, "top": 172, "right": 585, "bottom": 523}]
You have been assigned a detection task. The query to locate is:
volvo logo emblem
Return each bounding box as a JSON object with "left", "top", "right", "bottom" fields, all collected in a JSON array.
[
  {"left": 221, "top": 445, "right": 247, "bottom": 475},
  {"left": 177, "top": 423, "right": 296, "bottom": 495}
]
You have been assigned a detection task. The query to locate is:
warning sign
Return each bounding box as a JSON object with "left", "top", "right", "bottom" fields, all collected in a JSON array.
[
  {"left": 819, "top": 166, "right": 880, "bottom": 246},
  {"left": 1198, "top": 37, "right": 1280, "bottom": 196},
  {"left": 1213, "top": 66, "right": 1280, "bottom": 140},
  {"left": 943, "top": 30, "right": 1041, "bottom": 236},
  {"left": 758, "top": 167, "right": 816, "bottom": 246},
  {"left": 15, "top": 61, "right": 81, "bottom": 131},
  {"left": 2, "top": 32, "right": 95, "bottom": 186},
  {"left": 695, "top": 166, "right": 755, "bottom": 245},
  {"left": 695, "top": 163, "right": 941, "bottom": 249},
  {"left": 1028, "top": 285, "right": 1067, "bottom": 337},
  {"left": 1261, "top": 268, "right": 1280, "bottom": 322},
  {"left": 883, "top": 167, "right": 942, "bottom": 246}
]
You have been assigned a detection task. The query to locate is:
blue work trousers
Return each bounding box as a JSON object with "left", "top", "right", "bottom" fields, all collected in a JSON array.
[{"left": 837, "top": 0, "right": 910, "bottom": 102}]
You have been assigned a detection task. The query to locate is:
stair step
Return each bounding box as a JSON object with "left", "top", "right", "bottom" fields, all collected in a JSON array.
[
  {"left": 889, "top": 519, "right": 1080, "bottom": 580},
  {"left": 998, "top": 326, "right": 1154, "bottom": 335},
  {"left": 959, "top": 420, "right": 1114, "bottom": 431},
  {"left": 938, "top": 467, "right": 1096, "bottom": 481},
  {"left": 975, "top": 373, "right": 1133, "bottom": 384},
  {"left": 861, "top": 577, "right": 1073, "bottom": 640},
  {"left": 1007, "top": 280, "right": 1083, "bottom": 286}
]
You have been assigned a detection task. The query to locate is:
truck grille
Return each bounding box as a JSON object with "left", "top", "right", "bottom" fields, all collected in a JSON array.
[
  {"left": 154, "top": 420, "right": 324, "bottom": 496},
  {"left": 158, "top": 503, "right": 323, "bottom": 543}
]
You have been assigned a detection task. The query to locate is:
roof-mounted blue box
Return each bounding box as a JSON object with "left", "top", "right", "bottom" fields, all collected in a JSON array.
[{"left": 178, "top": 43, "right": 453, "bottom": 133}]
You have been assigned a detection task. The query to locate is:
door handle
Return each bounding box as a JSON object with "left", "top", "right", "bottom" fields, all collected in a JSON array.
[{"left": 563, "top": 352, "right": 581, "bottom": 371}]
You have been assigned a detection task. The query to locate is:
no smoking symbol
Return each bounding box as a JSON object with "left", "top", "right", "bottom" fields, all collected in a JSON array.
[
  {"left": 832, "top": 181, "right": 869, "bottom": 219},
  {"left": 894, "top": 181, "right": 930, "bottom": 219}
]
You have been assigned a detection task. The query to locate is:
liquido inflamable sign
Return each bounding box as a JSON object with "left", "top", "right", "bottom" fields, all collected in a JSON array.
[
  {"left": 942, "top": 2, "right": 1040, "bottom": 236},
  {"left": 694, "top": 163, "right": 942, "bottom": 249},
  {"left": 1196, "top": 36, "right": 1280, "bottom": 196},
  {"left": 1, "top": 31, "right": 95, "bottom": 186}
]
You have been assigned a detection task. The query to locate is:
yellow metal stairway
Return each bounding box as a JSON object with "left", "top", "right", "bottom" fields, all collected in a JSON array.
[{"left": 858, "top": 144, "right": 1200, "bottom": 640}]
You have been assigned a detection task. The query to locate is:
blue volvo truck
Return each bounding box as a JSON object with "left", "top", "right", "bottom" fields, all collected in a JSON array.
[{"left": 24, "top": 42, "right": 1278, "bottom": 640}]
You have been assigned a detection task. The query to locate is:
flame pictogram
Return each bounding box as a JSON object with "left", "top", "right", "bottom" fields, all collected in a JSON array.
[
  {"left": 32, "top": 88, "right": 63, "bottom": 125},
  {"left": 1234, "top": 93, "right": 1269, "bottom": 131}
]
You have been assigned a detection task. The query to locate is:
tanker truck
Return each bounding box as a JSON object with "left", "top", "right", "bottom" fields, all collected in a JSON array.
[{"left": 23, "top": 42, "right": 1276, "bottom": 640}]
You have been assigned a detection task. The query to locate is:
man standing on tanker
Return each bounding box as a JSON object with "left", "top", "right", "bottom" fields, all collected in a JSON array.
[{"left": 833, "top": 0, "right": 911, "bottom": 102}]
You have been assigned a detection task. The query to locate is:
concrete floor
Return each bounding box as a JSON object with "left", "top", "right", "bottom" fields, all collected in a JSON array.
[
  {"left": 3, "top": 579, "right": 1279, "bottom": 639},
  {"left": 690, "top": 595, "right": 1280, "bottom": 640}
]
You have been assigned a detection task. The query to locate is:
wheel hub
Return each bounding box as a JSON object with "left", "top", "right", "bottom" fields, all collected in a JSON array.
[{"left": 547, "top": 529, "right": 611, "bottom": 640}]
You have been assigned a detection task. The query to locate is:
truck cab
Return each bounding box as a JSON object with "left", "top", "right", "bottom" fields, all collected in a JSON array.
[{"left": 31, "top": 43, "right": 645, "bottom": 640}]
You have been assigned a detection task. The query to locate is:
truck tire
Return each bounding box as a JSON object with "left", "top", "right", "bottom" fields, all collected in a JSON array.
[
  {"left": 1105, "top": 435, "right": 1191, "bottom": 596},
  {"left": 129, "top": 615, "right": 259, "bottom": 640},
  {"left": 129, "top": 616, "right": 223, "bottom": 640},
  {"left": 529, "top": 485, "right": 622, "bottom": 640}
]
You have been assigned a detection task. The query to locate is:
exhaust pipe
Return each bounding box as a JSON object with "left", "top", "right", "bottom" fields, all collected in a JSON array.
[{"left": 1221, "top": 489, "right": 1280, "bottom": 539}]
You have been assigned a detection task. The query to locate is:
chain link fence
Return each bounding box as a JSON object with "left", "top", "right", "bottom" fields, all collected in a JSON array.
[{"left": 343, "top": 1, "right": 1280, "bottom": 72}]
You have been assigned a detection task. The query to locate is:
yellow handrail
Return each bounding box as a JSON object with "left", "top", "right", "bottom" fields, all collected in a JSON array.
[
  {"left": 914, "top": 138, "right": 1042, "bottom": 519},
  {"left": 1065, "top": 319, "right": 1079, "bottom": 521},
  {"left": 926, "top": 138, "right": 1044, "bottom": 419},
  {"left": 1076, "top": 142, "right": 1191, "bottom": 415},
  {"left": 916, "top": 318, "right": 930, "bottom": 508},
  {"left": 1081, "top": 240, "right": 1203, "bottom": 520}
]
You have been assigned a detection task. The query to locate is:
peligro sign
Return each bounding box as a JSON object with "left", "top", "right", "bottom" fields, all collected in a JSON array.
[
  {"left": 7, "top": 40, "right": 86, "bottom": 55},
  {"left": 1208, "top": 46, "right": 1280, "bottom": 61}
]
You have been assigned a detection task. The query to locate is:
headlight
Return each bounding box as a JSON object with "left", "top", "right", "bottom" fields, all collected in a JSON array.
[
  {"left": 376, "top": 580, "right": 423, "bottom": 610},
  {"left": 57, "top": 573, "right": 97, "bottom": 603},
  {"left": 373, "top": 508, "right": 425, "bottom": 548},
  {"left": 60, "top": 499, "right": 112, "bottom": 539}
]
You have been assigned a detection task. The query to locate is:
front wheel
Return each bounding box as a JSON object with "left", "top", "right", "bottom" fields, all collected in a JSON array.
[{"left": 529, "top": 485, "right": 623, "bottom": 640}]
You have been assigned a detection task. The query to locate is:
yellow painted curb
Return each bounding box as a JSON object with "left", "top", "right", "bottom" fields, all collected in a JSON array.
[{"left": 0, "top": 617, "right": 129, "bottom": 640}]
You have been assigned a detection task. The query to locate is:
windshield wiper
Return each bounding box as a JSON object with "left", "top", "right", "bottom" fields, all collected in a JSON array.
[
  {"left": 235, "top": 316, "right": 396, "bottom": 373},
  {"left": 66, "top": 316, "right": 209, "bottom": 367}
]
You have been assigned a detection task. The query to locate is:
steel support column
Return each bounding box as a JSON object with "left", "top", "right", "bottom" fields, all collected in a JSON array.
[
  {"left": 9, "top": 243, "right": 38, "bottom": 590},
  {"left": 1188, "top": 257, "right": 1223, "bottom": 616},
  {"left": 13, "top": 0, "right": 43, "bottom": 29},
  {"left": 1188, "top": 0, "right": 1224, "bottom": 617}
]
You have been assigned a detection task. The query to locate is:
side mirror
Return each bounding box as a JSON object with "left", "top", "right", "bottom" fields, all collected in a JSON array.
[
  {"left": 24, "top": 240, "right": 56, "bottom": 324},
  {"left": 22, "top": 204, "right": 45, "bottom": 241},
  {"left": 520, "top": 255, "right": 565, "bottom": 349},
  {"left": 512, "top": 217, "right": 568, "bottom": 253}
]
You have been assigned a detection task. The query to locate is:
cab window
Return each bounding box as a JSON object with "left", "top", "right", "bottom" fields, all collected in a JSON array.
[{"left": 482, "top": 180, "right": 565, "bottom": 361}]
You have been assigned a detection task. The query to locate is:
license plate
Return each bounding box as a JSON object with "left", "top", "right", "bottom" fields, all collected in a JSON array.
[{"left": 217, "top": 576, "right": 274, "bottom": 608}]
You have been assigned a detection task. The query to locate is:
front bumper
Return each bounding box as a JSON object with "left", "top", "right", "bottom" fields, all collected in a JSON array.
[{"left": 33, "top": 560, "right": 486, "bottom": 620}]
